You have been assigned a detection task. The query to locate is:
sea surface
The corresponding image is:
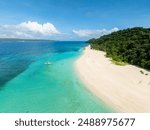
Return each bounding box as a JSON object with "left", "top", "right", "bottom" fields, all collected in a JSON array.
[{"left": 0, "top": 40, "right": 112, "bottom": 112}]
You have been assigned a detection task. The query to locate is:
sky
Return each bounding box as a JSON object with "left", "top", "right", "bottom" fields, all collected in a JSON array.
[{"left": 0, "top": 0, "right": 150, "bottom": 40}]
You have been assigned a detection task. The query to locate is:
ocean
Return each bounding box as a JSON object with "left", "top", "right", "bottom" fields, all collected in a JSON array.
[{"left": 0, "top": 40, "right": 112, "bottom": 113}]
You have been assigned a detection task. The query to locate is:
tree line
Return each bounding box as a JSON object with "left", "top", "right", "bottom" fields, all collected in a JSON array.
[{"left": 87, "top": 27, "right": 150, "bottom": 70}]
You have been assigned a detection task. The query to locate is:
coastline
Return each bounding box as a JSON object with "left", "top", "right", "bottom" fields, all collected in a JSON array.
[{"left": 75, "top": 46, "right": 150, "bottom": 112}]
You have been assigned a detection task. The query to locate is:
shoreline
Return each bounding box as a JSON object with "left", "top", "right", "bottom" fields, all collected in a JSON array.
[{"left": 75, "top": 46, "right": 150, "bottom": 112}]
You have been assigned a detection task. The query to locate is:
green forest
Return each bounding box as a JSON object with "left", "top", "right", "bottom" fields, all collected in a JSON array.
[{"left": 87, "top": 27, "right": 150, "bottom": 70}]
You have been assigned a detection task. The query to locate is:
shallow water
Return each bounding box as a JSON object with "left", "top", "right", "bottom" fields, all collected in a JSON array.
[{"left": 0, "top": 40, "right": 112, "bottom": 112}]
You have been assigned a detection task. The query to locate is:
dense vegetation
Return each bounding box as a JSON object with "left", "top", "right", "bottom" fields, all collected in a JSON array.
[{"left": 87, "top": 27, "right": 150, "bottom": 70}]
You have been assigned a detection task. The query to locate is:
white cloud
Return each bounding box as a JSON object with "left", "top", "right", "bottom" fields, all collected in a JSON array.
[
  {"left": 73, "top": 27, "right": 119, "bottom": 38},
  {"left": 0, "top": 21, "right": 60, "bottom": 39}
]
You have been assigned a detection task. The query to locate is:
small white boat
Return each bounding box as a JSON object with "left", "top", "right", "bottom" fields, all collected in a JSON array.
[{"left": 44, "top": 62, "right": 52, "bottom": 65}]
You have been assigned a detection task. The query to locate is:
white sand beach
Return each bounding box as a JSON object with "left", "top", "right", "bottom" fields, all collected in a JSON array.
[{"left": 75, "top": 46, "right": 150, "bottom": 112}]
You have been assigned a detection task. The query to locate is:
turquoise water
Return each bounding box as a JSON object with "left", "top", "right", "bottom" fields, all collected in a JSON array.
[{"left": 0, "top": 40, "right": 112, "bottom": 112}]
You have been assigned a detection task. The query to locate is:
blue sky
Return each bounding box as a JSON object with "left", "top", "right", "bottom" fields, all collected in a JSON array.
[{"left": 0, "top": 0, "right": 150, "bottom": 40}]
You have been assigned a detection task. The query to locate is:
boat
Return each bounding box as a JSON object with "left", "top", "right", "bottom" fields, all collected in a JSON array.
[{"left": 44, "top": 62, "right": 52, "bottom": 65}]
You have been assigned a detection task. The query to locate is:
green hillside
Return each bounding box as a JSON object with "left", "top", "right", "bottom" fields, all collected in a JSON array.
[{"left": 87, "top": 27, "right": 150, "bottom": 70}]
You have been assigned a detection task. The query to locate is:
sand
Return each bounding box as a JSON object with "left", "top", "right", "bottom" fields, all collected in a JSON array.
[{"left": 75, "top": 46, "right": 150, "bottom": 112}]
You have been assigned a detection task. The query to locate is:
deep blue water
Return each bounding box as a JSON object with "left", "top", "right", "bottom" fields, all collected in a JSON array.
[{"left": 0, "top": 40, "right": 86, "bottom": 87}]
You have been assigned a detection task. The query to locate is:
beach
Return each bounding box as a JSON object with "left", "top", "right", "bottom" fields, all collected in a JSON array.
[{"left": 75, "top": 46, "right": 150, "bottom": 112}]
